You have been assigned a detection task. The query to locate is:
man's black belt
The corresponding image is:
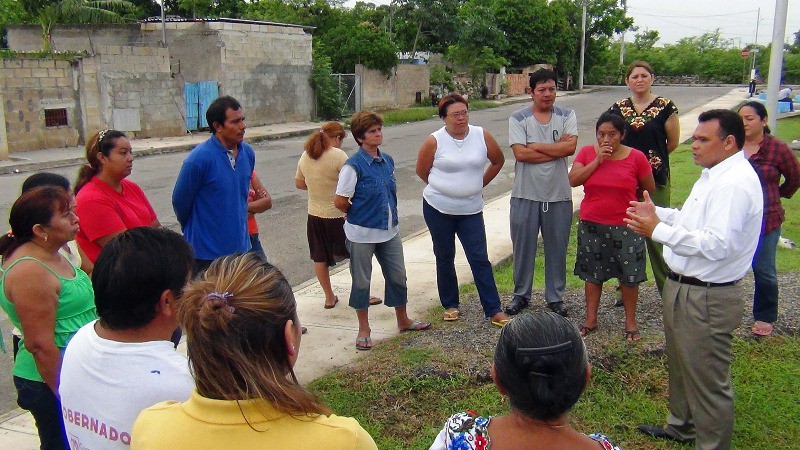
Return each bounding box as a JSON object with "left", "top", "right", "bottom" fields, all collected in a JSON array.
[{"left": 667, "top": 271, "right": 739, "bottom": 288}]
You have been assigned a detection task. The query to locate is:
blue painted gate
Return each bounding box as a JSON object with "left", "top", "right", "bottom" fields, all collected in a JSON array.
[{"left": 184, "top": 81, "right": 219, "bottom": 131}]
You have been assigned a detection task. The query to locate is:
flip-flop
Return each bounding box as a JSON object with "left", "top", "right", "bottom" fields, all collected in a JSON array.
[
  {"left": 400, "top": 320, "right": 432, "bottom": 332},
  {"left": 579, "top": 325, "right": 597, "bottom": 337},
  {"left": 324, "top": 296, "right": 339, "bottom": 309},
  {"left": 443, "top": 309, "right": 459, "bottom": 321},
  {"left": 625, "top": 329, "right": 641, "bottom": 342},
  {"left": 491, "top": 319, "right": 511, "bottom": 328},
  {"left": 751, "top": 321, "right": 774, "bottom": 337},
  {"left": 355, "top": 336, "right": 372, "bottom": 351},
  {"left": 369, "top": 296, "right": 383, "bottom": 306}
]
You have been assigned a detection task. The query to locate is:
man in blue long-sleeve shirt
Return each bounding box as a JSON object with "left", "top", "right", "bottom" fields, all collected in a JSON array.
[{"left": 172, "top": 96, "right": 255, "bottom": 273}]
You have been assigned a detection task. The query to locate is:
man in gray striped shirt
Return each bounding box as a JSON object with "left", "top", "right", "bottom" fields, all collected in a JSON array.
[{"left": 505, "top": 68, "right": 577, "bottom": 317}]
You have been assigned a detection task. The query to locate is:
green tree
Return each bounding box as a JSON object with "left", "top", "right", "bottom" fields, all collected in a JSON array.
[
  {"left": 492, "top": 0, "right": 568, "bottom": 67},
  {"left": 310, "top": 44, "right": 346, "bottom": 119},
  {"left": 1, "top": 0, "right": 30, "bottom": 48},
  {"left": 324, "top": 21, "right": 398, "bottom": 74},
  {"left": 389, "top": 0, "right": 464, "bottom": 55},
  {"left": 25, "top": 0, "right": 135, "bottom": 52}
]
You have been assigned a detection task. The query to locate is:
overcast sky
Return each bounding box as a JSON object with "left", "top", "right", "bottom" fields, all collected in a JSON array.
[{"left": 343, "top": 0, "right": 800, "bottom": 47}]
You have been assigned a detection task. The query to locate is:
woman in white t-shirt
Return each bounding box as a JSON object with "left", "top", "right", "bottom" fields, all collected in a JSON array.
[{"left": 416, "top": 94, "right": 509, "bottom": 326}]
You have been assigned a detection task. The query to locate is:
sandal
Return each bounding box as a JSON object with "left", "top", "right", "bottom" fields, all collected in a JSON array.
[
  {"left": 355, "top": 336, "right": 372, "bottom": 351},
  {"left": 324, "top": 296, "right": 339, "bottom": 309},
  {"left": 579, "top": 325, "right": 597, "bottom": 337},
  {"left": 369, "top": 296, "right": 383, "bottom": 306},
  {"left": 751, "top": 321, "right": 774, "bottom": 337},
  {"left": 491, "top": 319, "right": 511, "bottom": 328},
  {"left": 400, "top": 320, "right": 432, "bottom": 332},
  {"left": 625, "top": 329, "right": 641, "bottom": 342},
  {"left": 443, "top": 309, "right": 460, "bottom": 321}
]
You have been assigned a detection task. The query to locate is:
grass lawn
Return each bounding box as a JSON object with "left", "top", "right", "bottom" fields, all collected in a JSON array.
[
  {"left": 380, "top": 100, "right": 501, "bottom": 126},
  {"left": 310, "top": 115, "right": 800, "bottom": 449},
  {"left": 774, "top": 115, "right": 800, "bottom": 143}
]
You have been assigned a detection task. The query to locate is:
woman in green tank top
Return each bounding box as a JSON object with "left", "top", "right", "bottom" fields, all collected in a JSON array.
[{"left": 0, "top": 186, "right": 96, "bottom": 450}]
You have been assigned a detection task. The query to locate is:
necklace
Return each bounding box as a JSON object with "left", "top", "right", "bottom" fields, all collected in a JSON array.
[
  {"left": 511, "top": 412, "right": 569, "bottom": 430},
  {"left": 446, "top": 128, "right": 468, "bottom": 151}
]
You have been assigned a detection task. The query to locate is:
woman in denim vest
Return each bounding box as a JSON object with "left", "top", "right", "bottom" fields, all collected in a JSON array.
[{"left": 334, "top": 111, "right": 431, "bottom": 351}]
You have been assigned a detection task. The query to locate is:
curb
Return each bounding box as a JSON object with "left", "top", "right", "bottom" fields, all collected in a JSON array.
[{"left": 0, "top": 127, "right": 320, "bottom": 176}]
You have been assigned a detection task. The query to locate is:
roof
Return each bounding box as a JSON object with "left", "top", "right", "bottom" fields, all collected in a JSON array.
[{"left": 139, "top": 16, "right": 315, "bottom": 32}]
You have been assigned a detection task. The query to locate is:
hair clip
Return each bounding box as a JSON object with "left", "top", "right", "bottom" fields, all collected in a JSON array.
[
  {"left": 515, "top": 341, "right": 573, "bottom": 367},
  {"left": 98, "top": 129, "right": 110, "bottom": 142},
  {"left": 204, "top": 292, "right": 235, "bottom": 313}
]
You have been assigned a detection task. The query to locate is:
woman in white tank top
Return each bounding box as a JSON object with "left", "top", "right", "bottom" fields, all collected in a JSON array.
[{"left": 416, "top": 94, "right": 509, "bottom": 326}]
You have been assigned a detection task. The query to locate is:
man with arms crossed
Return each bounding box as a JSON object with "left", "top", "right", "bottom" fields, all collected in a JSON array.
[
  {"left": 626, "top": 109, "right": 763, "bottom": 450},
  {"left": 173, "top": 96, "right": 255, "bottom": 273},
  {"left": 60, "top": 227, "right": 195, "bottom": 450},
  {"left": 505, "top": 68, "right": 577, "bottom": 317}
]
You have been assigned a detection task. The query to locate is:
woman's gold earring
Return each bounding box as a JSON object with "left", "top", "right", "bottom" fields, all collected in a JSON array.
[{"left": 44, "top": 234, "right": 48, "bottom": 242}]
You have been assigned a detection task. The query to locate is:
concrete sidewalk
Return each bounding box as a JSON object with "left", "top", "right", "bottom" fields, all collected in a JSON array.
[{"left": 0, "top": 88, "right": 747, "bottom": 448}]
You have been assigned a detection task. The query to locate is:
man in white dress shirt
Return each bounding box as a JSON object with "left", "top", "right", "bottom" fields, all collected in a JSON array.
[{"left": 625, "top": 109, "right": 763, "bottom": 450}]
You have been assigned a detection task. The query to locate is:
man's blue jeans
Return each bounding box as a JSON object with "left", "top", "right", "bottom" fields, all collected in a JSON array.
[
  {"left": 752, "top": 228, "right": 780, "bottom": 323},
  {"left": 423, "top": 200, "right": 502, "bottom": 318}
]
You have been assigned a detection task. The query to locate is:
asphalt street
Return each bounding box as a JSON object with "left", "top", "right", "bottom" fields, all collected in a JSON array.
[{"left": 0, "top": 85, "right": 734, "bottom": 414}]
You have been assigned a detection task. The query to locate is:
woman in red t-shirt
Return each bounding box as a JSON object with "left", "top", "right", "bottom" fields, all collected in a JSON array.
[
  {"left": 74, "top": 129, "right": 160, "bottom": 263},
  {"left": 569, "top": 113, "right": 655, "bottom": 342}
]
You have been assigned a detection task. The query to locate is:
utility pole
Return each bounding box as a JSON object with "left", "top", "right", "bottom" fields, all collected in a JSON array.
[
  {"left": 578, "top": 0, "right": 587, "bottom": 90},
  {"left": 160, "top": 0, "right": 167, "bottom": 45},
  {"left": 619, "top": 0, "right": 627, "bottom": 65},
  {"left": 765, "top": 0, "right": 788, "bottom": 133},
  {"left": 751, "top": 8, "right": 760, "bottom": 78}
]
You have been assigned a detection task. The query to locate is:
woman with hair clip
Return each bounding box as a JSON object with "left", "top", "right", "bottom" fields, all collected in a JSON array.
[
  {"left": 131, "top": 253, "right": 377, "bottom": 450},
  {"left": 430, "top": 312, "right": 621, "bottom": 450},
  {"left": 74, "top": 129, "right": 160, "bottom": 263},
  {"left": 0, "top": 186, "right": 97, "bottom": 450},
  {"left": 296, "top": 122, "right": 370, "bottom": 309},
  {"left": 739, "top": 101, "right": 800, "bottom": 337}
]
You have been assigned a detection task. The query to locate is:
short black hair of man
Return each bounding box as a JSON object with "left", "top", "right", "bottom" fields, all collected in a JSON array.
[
  {"left": 697, "top": 109, "right": 745, "bottom": 150},
  {"left": 206, "top": 95, "right": 241, "bottom": 134},
  {"left": 93, "top": 227, "right": 194, "bottom": 330},
  {"left": 529, "top": 69, "right": 558, "bottom": 89},
  {"left": 21, "top": 172, "right": 70, "bottom": 193}
]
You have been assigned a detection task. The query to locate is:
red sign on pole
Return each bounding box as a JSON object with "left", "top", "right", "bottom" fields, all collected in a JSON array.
[{"left": 741, "top": 49, "right": 751, "bottom": 58}]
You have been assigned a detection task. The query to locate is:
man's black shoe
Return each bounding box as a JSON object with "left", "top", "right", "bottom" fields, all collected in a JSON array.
[
  {"left": 504, "top": 297, "right": 529, "bottom": 315},
  {"left": 548, "top": 301, "right": 568, "bottom": 317},
  {"left": 637, "top": 425, "right": 695, "bottom": 444}
]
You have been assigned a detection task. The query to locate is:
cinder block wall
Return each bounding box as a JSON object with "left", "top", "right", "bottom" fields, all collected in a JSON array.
[
  {"left": 6, "top": 24, "right": 144, "bottom": 52},
  {"left": 216, "top": 22, "right": 313, "bottom": 124},
  {"left": 89, "top": 45, "right": 185, "bottom": 138},
  {"left": 0, "top": 58, "right": 80, "bottom": 152},
  {"left": 356, "top": 64, "right": 430, "bottom": 110}
]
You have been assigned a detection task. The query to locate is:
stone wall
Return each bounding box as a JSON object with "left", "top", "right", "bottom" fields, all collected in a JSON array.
[
  {"left": 88, "top": 45, "right": 184, "bottom": 138},
  {"left": 356, "top": 64, "right": 430, "bottom": 110},
  {"left": 0, "top": 58, "right": 80, "bottom": 152},
  {"left": 2, "top": 20, "right": 314, "bottom": 153},
  {"left": 218, "top": 23, "right": 313, "bottom": 124},
  {"left": 6, "top": 24, "right": 145, "bottom": 52}
]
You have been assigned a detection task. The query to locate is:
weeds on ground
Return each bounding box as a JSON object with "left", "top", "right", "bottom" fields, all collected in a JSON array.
[
  {"left": 311, "top": 307, "right": 800, "bottom": 449},
  {"left": 380, "top": 101, "right": 501, "bottom": 126}
]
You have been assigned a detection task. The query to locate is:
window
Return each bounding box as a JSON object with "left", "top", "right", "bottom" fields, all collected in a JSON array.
[{"left": 44, "top": 108, "right": 68, "bottom": 127}]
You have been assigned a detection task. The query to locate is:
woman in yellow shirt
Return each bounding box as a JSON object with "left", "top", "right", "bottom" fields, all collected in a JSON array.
[{"left": 131, "top": 253, "right": 376, "bottom": 450}]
